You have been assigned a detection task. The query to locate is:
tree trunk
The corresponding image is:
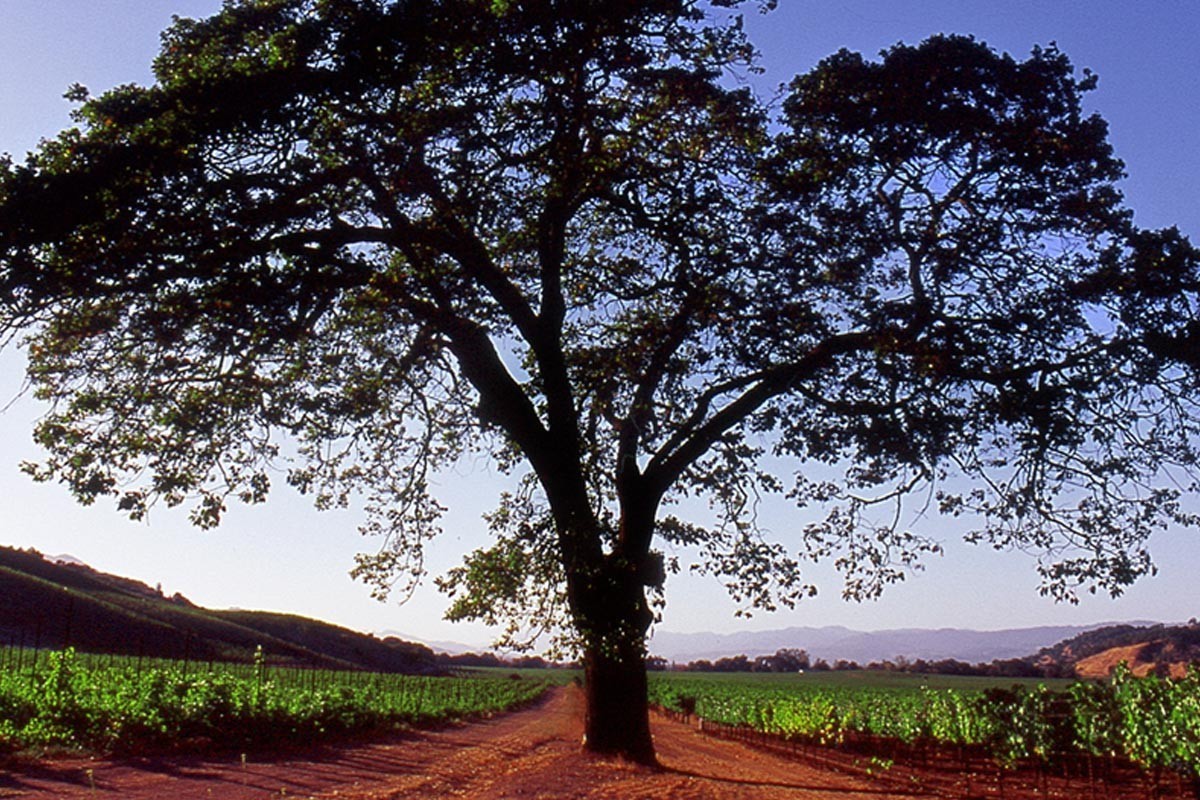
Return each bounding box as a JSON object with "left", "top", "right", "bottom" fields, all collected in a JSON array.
[
  {"left": 582, "top": 630, "right": 655, "bottom": 764},
  {"left": 549, "top": 476, "right": 662, "bottom": 763},
  {"left": 576, "top": 558, "right": 657, "bottom": 764}
]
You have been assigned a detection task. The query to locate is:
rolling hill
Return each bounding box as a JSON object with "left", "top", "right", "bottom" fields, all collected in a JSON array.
[
  {"left": 0, "top": 545, "right": 438, "bottom": 673},
  {"left": 1035, "top": 621, "right": 1200, "bottom": 678}
]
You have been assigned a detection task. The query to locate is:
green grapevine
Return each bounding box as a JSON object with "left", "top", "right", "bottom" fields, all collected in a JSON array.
[
  {"left": 649, "top": 666, "right": 1200, "bottom": 782},
  {"left": 0, "top": 648, "right": 550, "bottom": 754}
]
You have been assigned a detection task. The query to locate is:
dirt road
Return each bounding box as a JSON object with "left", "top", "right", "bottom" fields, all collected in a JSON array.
[{"left": 0, "top": 686, "right": 929, "bottom": 799}]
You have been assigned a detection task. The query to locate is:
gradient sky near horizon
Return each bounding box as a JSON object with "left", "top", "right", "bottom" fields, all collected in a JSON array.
[{"left": 1, "top": 1, "right": 1197, "bottom": 651}]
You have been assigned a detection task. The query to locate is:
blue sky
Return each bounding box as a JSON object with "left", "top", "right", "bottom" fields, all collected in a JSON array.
[{"left": 0, "top": 2, "right": 1197, "bottom": 650}]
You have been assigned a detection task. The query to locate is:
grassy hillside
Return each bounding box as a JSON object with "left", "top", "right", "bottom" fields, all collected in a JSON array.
[
  {"left": 1035, "top": 621, "right": 1200, "bottom": 678},
  {"left": 0, "top": 546, "right": 437, "bottom": 673}
]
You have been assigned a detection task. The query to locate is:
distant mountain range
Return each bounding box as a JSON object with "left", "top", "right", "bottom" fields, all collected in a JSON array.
[
  {"left": 377, "top": 631, "right": 484, "bottom": 655},
  {"left": 0, "top": 545, "right": 438, "bottom": 673},
  {"left": 383, "top": 620, "right": 1170, "bottom": 667},
  {"left": 646, "top": 622, "right": 1161, "bottom": 665}
]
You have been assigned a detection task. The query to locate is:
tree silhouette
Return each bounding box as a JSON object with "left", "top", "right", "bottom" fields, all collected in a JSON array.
[{"left": 2, "top": 1, "right": 1198, "bottom": 761}]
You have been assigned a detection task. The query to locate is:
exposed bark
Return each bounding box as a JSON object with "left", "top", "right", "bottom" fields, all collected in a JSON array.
[
  {"left": 578, "top": 559, "right": 657, "bottom": 765},
  {"left": 583, "top": 632, "right": 655, "bottom": 764},
  {"left": 573, "top": 496, "right": 660, "bottom": 764}
]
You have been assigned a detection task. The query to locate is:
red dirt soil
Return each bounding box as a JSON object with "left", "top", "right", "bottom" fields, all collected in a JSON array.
[{"left": 0, "top": 685, "right": 1167, "bottom": 799}]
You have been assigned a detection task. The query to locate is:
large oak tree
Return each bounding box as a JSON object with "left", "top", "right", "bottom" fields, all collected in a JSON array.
[{"left": 2, "top": 0, "right": 1198, "bottom": 762}]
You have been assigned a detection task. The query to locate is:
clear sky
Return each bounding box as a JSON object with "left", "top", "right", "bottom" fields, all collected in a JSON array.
[{"left": 0, "top": 1, "right": 1197, "bottom": 651}]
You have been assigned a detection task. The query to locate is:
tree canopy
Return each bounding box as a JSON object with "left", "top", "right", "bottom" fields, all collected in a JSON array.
[{"left": 2, "top": 0, "right": 1198, "bottom": 761}]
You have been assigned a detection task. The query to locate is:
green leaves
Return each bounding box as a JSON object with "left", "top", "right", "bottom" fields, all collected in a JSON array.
[{"left": 437, "top": 488, "right": 570, "bottom": 653}]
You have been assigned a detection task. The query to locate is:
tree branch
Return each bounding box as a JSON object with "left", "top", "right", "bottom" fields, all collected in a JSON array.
[{"left": 644, "top": 331, "right": 876, "bottom": 496}]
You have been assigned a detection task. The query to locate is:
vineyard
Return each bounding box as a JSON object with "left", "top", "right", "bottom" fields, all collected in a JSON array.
[
  {"left": 0, "top": 647, "right": 551, "bottom": 755},
  {"left": 650, "top": 667, "right": 1200, "bottom": 796},
  {"left": 6, "top": 644, "right": 1200, "bottom": 798}
]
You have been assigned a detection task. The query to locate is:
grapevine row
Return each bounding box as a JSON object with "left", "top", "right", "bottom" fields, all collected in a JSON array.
[
  {"left": 649, "top": 664, "right": 1200, "bottom": 780},
  {"left": 0, "top": 648, "right": 550, "bottom": 754}
]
